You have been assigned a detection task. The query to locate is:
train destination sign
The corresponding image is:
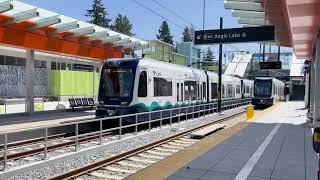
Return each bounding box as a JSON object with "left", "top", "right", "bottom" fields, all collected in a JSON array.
[
  {"left": 259, "top": 62, "right": 282, "bottom": 69},
  {"left": 194, "top": 26, "right": 275, "bottom": 45}
]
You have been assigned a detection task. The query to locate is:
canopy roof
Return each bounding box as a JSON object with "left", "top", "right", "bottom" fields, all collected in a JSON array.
[
  {"left": 0, "top": 0, "right": 148, "bottom": 60},
  {"left": 225, "top": 0, "right": 320, "bottom": 60}
]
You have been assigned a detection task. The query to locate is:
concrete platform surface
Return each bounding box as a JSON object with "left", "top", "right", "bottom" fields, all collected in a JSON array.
[{"left": 167, "top": 101, "right": 317, "bottom": 180}]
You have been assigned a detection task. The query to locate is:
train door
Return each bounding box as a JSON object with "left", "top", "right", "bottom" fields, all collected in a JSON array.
[
  {"left": 203, "top": 82, "right": 206, "bottom": 101},
  {"left": 176, "top": 80, "right": 184, "bottom": 102}
]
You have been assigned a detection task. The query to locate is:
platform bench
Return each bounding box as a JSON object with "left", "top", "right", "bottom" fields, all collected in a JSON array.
[{"left": 69, "top": 98, "right": 95, "bottom": 112}]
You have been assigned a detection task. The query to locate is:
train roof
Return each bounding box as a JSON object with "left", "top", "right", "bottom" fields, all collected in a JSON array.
[{"left": 106, "top": 58, "right": 245, "bottom": 83}]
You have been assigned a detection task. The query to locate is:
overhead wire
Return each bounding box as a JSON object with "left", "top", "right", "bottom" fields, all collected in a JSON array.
[
  {"left": 150, "top": 0, "right": 201, "bottom": 30},
  {"left": 129, "top": 0, "right": 185, "bottom": 30}
]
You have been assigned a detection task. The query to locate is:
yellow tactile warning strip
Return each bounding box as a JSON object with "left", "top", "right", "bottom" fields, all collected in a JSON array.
[{"left": 127, "top": 104, "right": 280, "bottom": 180}]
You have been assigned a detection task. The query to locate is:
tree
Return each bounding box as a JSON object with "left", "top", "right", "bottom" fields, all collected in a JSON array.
[
  {"left": 113, "top": 14, "right": 134, "bottom": 36},
  {"left": 203, "top": 49, "right": 215, "bottom": 66},
  {"left": 86, "top": 0, "right": 111, "bottom": 28},
  {"left": 182, "top": 26, "right": 195, "bottom": 42},
  {"left": 157, "top": 21, "right": 174, "bottom": 45},
  {"left": 182, "top": 27, "right": 192, "bottom": 42}
]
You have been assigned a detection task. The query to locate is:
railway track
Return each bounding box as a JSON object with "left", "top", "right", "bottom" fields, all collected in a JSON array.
[
  {"left": 49, "top": 110, "right": 246, "bottom": 180},
  {"left": 0, "top": 131, "right": 114, "bottom": 162}
]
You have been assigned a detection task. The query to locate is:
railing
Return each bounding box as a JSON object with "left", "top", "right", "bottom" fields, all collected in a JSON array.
[
  {"left": 0, "top": 98, "right": 251, "bottom": 171},
  {"left": 0, "top": 95, "right": 98, "bottom": 115}
]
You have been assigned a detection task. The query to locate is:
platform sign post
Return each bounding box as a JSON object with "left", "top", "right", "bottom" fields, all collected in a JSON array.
[
  {"left": 218, "top": 17, "right": 223, "bottom": 113},
  {"left": 194, "top": 24, "right": 275, "bottom": 113}
]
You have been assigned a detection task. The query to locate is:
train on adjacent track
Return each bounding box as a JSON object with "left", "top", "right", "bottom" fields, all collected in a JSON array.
[
  {"left": 96, "top": 58, "right": 254, "bottom": 122},
  {"left": 252, "top": 77, "right": 286, "bottom": 107}
]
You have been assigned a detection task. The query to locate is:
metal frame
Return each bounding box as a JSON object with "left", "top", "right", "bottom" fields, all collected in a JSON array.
[{"left": 0, "top": 98, "right": 251, "bottom": 171}]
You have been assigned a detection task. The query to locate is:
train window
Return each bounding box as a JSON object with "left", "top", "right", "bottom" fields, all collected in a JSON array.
[
  {"left": 222, "top": 85, "right": 225, "bottom": 98},
  {"left": 138, "top": 71, "right": 147, "bottom": 97},
  {"left": 211, "top": 83, "right": 218, "bottom": 99},
  {"left": 185, "top": 81, "right": 197, "bottom": 101},
  {"left": 236, "top": 85, "right": 241, "bottom": 94},
  {"left": 273, "top": 84, "right": 276, "bottom": 95},
  {"left": 154, "top": 77, "right": 172, "bottom": 96},
  {"left": 200, "top": 84, "right": 202, "bottom": 100},
  {"left": 197, "top": 84, "right": 200, "bottom": 100},
  {"left": 203, "top": 82, "right": 206, "bottom": 100},
  {"left": 177, "top": 83, "right": 180, "bottom": 101},
  {"left": 227, "top": 84, "right": 233, "bottom": 97},
  {"left": 181, "top": 83, "right": 183, "bottom": 100},
  {"left": 245, "top": 86, "right": 250, "bottom": 94}
]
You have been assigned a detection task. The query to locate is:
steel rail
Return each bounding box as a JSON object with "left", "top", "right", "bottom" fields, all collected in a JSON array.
[{"left": 48, "top": 109, "right": 247, "bottom": 180}]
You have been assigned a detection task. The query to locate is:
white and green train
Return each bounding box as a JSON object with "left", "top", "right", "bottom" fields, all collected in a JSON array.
[{"left": 96, "top": 58, "right": 253, "bottom": 122}]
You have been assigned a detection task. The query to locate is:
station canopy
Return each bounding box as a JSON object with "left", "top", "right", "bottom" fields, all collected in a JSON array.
[
  {"left": 224, "top": 0, "right": 320, "bottom": 60},
  {"left": 0, "top": 0, "right": 148, "bottom": 60}
]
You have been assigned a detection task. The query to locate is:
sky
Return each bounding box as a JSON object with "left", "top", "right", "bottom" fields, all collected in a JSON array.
[{"left": 21, "top": 0, "right": 291, "bottom": 59}]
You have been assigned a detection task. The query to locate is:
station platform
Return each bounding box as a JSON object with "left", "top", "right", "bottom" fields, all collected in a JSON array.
[
  {"left": 129, "top": 101, "right": 318, "bottom": 180},
  {"left": 0, "top": 110, "right": 95, "bottom": 133}
]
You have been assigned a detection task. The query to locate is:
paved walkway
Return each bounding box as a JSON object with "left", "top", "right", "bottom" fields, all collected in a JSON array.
[{"left": 167, "top": 101, "right": 318, "bottom": 180}]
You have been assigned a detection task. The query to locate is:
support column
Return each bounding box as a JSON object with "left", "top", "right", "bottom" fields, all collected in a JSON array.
[
  {"left": 313, "top": 34, "right": 320, "bottom": 127},
  {"left": 309, "top": 57, "right": 315, "bottom": 120},
  {"left": 46, "top": 56, "right": 51, "bottom": 95},
  {"left": 25, "top": 49, "right": 35, "bottom": 114},
  {"left": 92, "top": 60, "right": 95, "bottom": 99},
  {"left": 305, "top": 71, "right": 309, "bottom": 108}
]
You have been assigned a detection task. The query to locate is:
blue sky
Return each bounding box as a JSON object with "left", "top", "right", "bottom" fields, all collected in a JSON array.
[{"left": 21, "top": 0, "right": 291, "bottom": 56}]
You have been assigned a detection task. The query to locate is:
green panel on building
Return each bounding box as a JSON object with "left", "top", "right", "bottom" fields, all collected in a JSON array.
[{"left": 50, "top": 70, "right": 99, "bottom": 96}]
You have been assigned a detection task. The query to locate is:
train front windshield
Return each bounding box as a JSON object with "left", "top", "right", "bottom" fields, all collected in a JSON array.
[
  {"left": 254, "top": 79, "right": 272, "bottom": 98},
  {"left": 100, "top": 68, "right": 134, "bottom": 98}
]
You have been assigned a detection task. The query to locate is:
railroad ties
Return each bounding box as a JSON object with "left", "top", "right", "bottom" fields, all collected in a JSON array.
[{"left": 77, "top": 136, "right": 200, "bottom": 180}]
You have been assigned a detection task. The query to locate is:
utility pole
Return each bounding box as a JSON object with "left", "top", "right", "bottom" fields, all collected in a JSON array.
[{"left": 218, "top": 17, "right": 223, "bottom": 113}]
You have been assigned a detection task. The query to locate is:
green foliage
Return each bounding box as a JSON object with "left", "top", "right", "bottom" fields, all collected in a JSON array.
[
  {"left": 203, "top": 49, "right": 216, "bottom": 66},
  {"left": 157, "top": 21, "right": 174, "bottom": 45},
  {"left": 182, "top": 26, "right": 195, "bottom": 42},
  {"left": 86, "top": 0, "right": 111, "bottom": 28},
  {"left": 0, "top": 106, "right": 3, "bottom": 114},
  {"left": 112, "top": 14, "right": 134, "bottom": 36}
]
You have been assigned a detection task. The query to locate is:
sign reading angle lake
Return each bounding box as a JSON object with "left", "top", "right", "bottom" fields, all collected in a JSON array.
[{"left": 194, "top": 26, "right": 275, "bottom": 45}]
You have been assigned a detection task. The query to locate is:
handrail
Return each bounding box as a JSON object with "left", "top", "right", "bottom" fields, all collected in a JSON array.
[{"left": 0, "top": 97, "right": 251, "bottom": 171}]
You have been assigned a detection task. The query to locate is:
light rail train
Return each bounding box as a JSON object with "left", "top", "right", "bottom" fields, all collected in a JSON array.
[
  {"left": 252, "top": 77, "right": 285, "bottom": 107},
  {"left": 96, "top": 58, "right": 253, "bottom": 122}
]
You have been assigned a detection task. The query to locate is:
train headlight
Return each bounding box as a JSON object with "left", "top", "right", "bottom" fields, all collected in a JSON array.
[
  {"left": 121, "top": 102, "right": 129, "bottom": 106},
  {"left": 99, "top": 101, "right": 105, "bottom": 106}
]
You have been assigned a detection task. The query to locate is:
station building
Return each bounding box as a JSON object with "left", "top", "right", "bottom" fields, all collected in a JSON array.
[
  {"left": 143, "top": 40, "right": 188, "bottom": 66},
  {"left": 0, "top": 0, "right": 148, "bottom": 115}
]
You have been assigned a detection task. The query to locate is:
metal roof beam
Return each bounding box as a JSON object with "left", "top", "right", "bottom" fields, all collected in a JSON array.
[
  {"left": 100, "top": 35, "right": 121, "bottom": 44},
  {"left": 28, "top": 15, "right": 61, "bottom": 31},
  {"left": 225, "top": 1, "right": 263, "bottom": 11},
  {"left": 83, "top": 31, "right": 110, "bottom": 42},
  {"left": 232, "top": 10, "right": 265, "bottom": 19},
  {"left": 4, "top": 8, "right": 39, "bottom": 26},
  {"left": 0, "top": 0, "right": 13, "bottom": 13},
  {"left": 48, "top": 21, "right": 79, "bottom": 35},
  {"left": 238, "top": 18, "right": 271, "bottom": 25},
  {"left": 65, "top": 26, "right": 95, "bottom": 39},
  {"left": 112, "top": 38, "right": 132, "bottom": 46}
]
